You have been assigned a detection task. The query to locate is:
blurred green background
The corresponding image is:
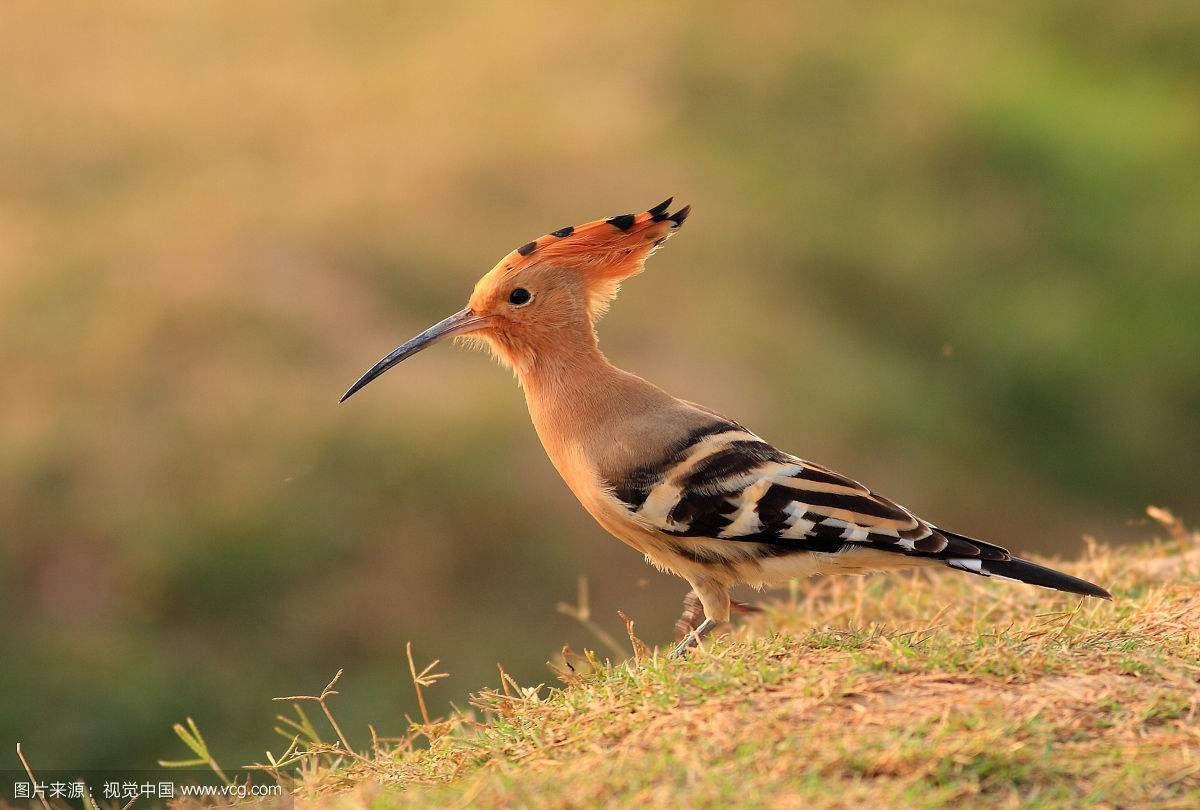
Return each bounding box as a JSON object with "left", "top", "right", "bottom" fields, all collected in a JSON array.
[{"left": 2, "top": 0, "right": 1198, "bottom": 771}]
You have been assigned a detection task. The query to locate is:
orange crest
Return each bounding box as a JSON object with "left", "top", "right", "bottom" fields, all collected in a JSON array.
[{"left": 474, "top": 198, "right": 690, "bottom": 315}]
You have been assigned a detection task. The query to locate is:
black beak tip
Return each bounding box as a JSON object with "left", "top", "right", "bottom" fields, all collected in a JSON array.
[
  {"left": 339, "top": 379, "right": 367, "bottom": 403},
  {"left": 337, "top": 306, "right": 478, "bottom": 405}
]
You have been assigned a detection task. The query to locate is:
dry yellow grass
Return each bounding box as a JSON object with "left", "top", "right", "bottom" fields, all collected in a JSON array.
[{"left": 199, "top": 510, "right": 1200, "bottom": 809}]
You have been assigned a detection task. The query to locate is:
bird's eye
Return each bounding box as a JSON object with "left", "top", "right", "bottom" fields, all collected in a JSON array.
[{"left": 508, "top": 287, "right": 532, "bottom": 306}]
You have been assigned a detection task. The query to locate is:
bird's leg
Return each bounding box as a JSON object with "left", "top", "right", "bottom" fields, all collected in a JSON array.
[
  {"left": 675, "top": 590, "right": 762, "bottom": 641},
  {"left": 668, "top": 580, "right": 731, "bottom": 659},
  {"left": 673, "top": 589, "right": 706, "bottom": 640},
  {"left": 669, "top": 618, "right": 717, "bottom": 658}
]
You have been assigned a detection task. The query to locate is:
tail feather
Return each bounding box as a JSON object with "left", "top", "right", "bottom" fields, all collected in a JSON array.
[{"left": 948, "top": 555, "right": 1111, "bottom": 599}]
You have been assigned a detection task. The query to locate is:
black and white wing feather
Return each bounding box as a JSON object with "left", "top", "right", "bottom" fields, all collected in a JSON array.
[{"left": 610, "top": 419, "right": 1109, "bottom": 598}]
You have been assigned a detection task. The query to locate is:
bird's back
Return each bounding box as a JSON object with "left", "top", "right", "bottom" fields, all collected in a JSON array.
[{"left": 534, "top": 375, "right": 1107, "bottom": 600}]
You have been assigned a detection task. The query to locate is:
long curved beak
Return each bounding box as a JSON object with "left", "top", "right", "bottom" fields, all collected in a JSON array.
[{"left": 340, "top": 307, "right": 489, "bottom": 402}]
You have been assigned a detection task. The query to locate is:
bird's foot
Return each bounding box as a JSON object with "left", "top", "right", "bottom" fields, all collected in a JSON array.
[{"left": 668, "top": 617, "right": 718, "bottom": 659}]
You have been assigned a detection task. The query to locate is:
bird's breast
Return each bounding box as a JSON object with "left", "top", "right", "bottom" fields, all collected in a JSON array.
[{"left": 534, "top": 436, "right": 679, "bottom": 559}]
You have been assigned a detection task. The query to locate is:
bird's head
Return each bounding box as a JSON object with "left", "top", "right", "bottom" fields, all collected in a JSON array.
[{"left": 340, "top": 198, "right": 689, "bottom": 401}]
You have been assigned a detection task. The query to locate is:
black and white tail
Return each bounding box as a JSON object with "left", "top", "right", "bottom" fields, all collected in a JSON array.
[{"left": 940, "top": 530, "right": 1111, "bottom": 599}]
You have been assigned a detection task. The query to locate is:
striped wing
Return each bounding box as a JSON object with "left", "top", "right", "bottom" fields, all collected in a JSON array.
[{"left": 612, "top": 421, "right": 1009, "bottom": 561}]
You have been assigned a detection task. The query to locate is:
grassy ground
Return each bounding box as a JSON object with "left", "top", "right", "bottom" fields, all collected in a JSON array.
[{"left": 198, "top": 512, "right": 1199, "bottom": 808}]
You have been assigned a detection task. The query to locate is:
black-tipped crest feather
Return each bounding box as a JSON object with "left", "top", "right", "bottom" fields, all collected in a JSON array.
[
  {"left": 668, "top": 205, "right": 691, "bottom": 227},
  {"left": 648, "top": 197, "right": 673, "bottom": 219}
]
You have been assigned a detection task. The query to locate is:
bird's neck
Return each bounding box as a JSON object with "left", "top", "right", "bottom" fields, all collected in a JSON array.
[
  {"left": 517, "top": 336, "right": 619, "bottom": 434},
  {"left": 514, "top": 329, "right": 675, "bottom": 460}
]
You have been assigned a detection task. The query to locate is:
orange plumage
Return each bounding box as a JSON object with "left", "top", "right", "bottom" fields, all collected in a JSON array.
[{"left": 342, "top": 197, "right": 1109, "bottom": 658}]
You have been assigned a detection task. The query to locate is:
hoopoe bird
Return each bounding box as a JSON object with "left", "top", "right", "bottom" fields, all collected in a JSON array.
[{"left": 341, "top": 198, "right": 1111, "bottom": 657}]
